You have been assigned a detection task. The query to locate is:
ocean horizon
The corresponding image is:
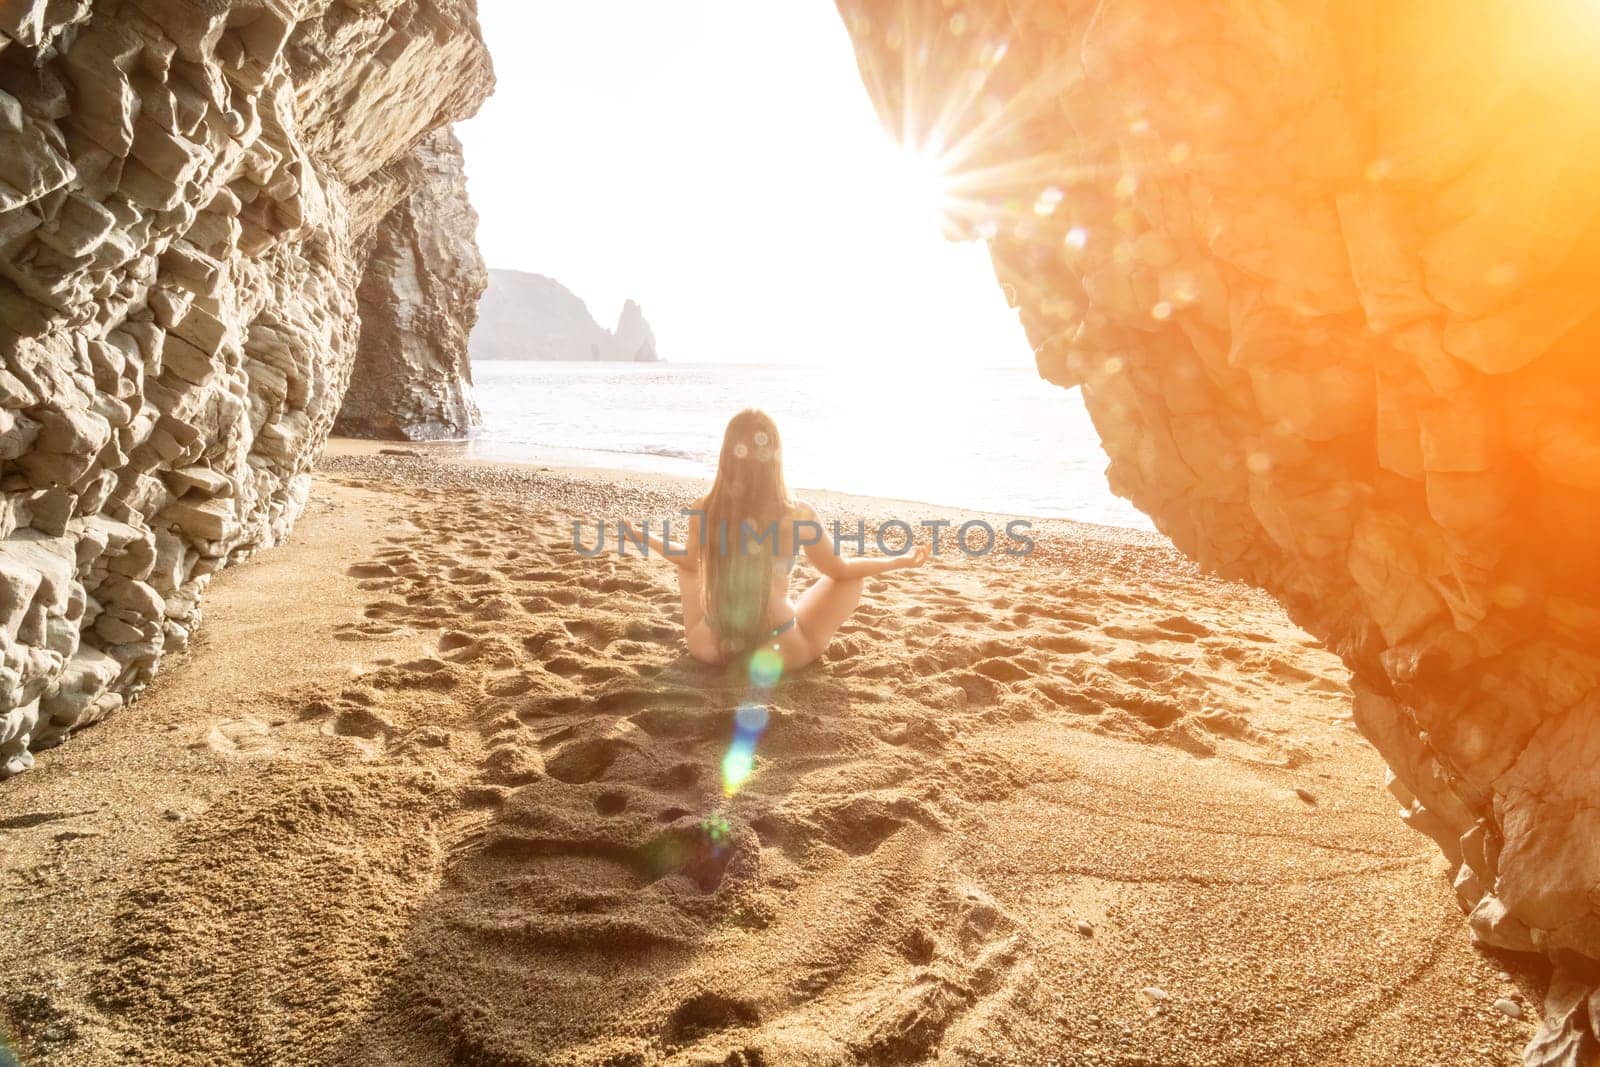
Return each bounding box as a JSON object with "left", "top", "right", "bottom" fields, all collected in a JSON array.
[{"left": 463, "top": 360, "right": 1153, "bottom": 528}]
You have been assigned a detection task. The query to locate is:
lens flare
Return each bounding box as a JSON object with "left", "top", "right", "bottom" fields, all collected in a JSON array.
[
  {"left": 722, "top": 698, "right": 773, "bottom": 796},
  {"left": 890, "top": 144, "right": 956, "bottom": 229},
  {"left": 702, "top": 814, "right": 732, "bottom": 846},
  {"left": 2, "top": 1018, "right": 23, "bottom": 1067},
  {"left": 638, "top": 830, "right": 684, "bottom": 877},
  {"left": 736, "top": 703, "right": 770, "bottom": 732},
  {"left": 749, "top": 647, "right": 783, "bottom": 688},
  {"left": 722, "top": 742, "right": 756, "bottom": 795},
  {"left": 718, "top": 646, "right": 782, "bottom": 798}
]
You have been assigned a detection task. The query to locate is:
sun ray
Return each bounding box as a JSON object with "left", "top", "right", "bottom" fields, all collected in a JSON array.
[{"left": 842, "top": 0, "right": 1115, "bottom": 244}]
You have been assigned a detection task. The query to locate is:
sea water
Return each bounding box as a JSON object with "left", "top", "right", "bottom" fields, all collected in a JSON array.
[{"left": 465, "top": 361, "right": 1151, "bottom": 529}]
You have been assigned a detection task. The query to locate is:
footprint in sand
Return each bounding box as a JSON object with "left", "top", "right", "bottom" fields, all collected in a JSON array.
[
  {"left": 485, "top": 672, "right": 539, "bottom": 697},
  {"left": 1025, "top": 603, "right": 1099, "bottom": 626},
  {"left": 512, "top": 568, "right": 566, "bottom": 583},
  {"left": 1155, "top": 614, "right": 1213, "bottom": 638},
  {"left": 522, "top": 589, "right": 582, "bottom": 610},
  {"left": 565, "top": 619, "right": 613, "bottom": 648},
  {"left": 509, "top": 693, "right": 588, "bottom": 721},
  {"left": 539, "top": 718, "right": 652, "bottom": 784},
  {"left": 1029, "top": 633, "right": 1094, "bottom": 655},
  {"left": 540, "top": 654, "right": 590, "bottom": 678},
  {"left": 437, "top": 630, "right": 476, "bottom": 654},
  {"left": 663, "top": 992, "right": 762, "bottom": 1046},
  {"left": 593, "top": 790, "right": 628, "bottom": 816},
  {"left": 193, "top": 715, "right": 278, "bottom": 757},
  {"left": 1031, "top": 679, "right": 1099, "bottom": 715},
  {"left": 846, "top": 886, "right": 1029, "bottom": 1063},
  {"left": 1268, "top": 657, "right": 1317, "bottom": 682},
  {"left": 1103, "top": 623, "right": 1197, "bottom": 644},
  {"left": 597, "top": 575, "right": 654, "bottom": 595},
  {"left": 623, "top": 618, "right": 679, "bottom": 643},
  {"left": 332, "top": 620, "right": 412, "bottom": 642},
  {"left": 751, "top": 791, "right": 941, "bottom": 861},
  {"left": 1106, "top": 655, "right": 1177, "bottom": 686},
  {"left": 970, "top": 656, "right": 1033, "bottom": 684}
]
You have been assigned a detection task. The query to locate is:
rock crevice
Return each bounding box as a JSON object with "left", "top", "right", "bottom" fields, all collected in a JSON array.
[
  {"left": 0, "top": 0, "right": 492, "bottom": 775},
  {"left": 333, "top": 128, "right": 486, "bottom": 441}
]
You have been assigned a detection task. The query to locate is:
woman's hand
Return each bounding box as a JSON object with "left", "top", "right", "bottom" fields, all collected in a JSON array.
[
  {"left": 893, "top": 543, "right": 933, "bottom": 570},
  {"left": 622, "top": 518, "right": 700, "bottom": 572}
]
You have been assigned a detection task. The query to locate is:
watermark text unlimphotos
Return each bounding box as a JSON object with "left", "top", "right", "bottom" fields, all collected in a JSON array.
[{"left": 572, "top": 512, "right": 1034, "bottom": 558}]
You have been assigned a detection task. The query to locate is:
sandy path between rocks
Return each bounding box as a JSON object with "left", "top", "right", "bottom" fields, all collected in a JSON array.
[{"left": 0, "top": 456, "right": 1543, "bottom": 1065}]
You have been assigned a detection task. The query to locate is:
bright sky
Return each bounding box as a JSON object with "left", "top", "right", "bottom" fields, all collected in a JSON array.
[{"left": 457, "top": 1, "right": 1033, "bottom": 366}]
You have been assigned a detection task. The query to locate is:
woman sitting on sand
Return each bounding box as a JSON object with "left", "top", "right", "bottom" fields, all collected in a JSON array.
[{"left": 625, "top": 408, "right": 930, "bottom": 669}]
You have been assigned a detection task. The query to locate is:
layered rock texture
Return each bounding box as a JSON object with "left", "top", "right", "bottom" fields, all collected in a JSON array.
[
  {"left": 333, "top": 128, "right": 485, "bottom": 440},
  {"left": 0, "top": 0, "right": 491, "bottom": 777},
  {"left": 836, "top": 1, "right": 1600, "bottom": 1059},
  {"left": 470, "top": 267, "right": 659, "bottom": 362}
]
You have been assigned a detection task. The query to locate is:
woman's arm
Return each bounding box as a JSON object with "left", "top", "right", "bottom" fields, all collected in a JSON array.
[
  {"left": 621, "top": 513, "right": 701, "bottom": 572},
  {"left": 796, "top": 503, "right": 931, "bottom": 580}
]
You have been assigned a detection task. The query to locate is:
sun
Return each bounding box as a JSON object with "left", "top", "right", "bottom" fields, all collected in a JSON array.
[{"left": 886, "top": 142, "right": 960, "bottom": 235}]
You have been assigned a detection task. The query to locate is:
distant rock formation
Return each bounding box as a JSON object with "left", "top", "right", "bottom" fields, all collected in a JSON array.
[
  {"left": 836, "top": 1, "right": 1600, "bottom": 1060},
  {"left": 334, "top": 130, "right": 486, "bottom": 441},
  {"left": 609, "top": 298, "right": 658, "bottom": 363},
  {"left": 470, "top": 269, "right": 658, "bottom": 362},
  {"left": 0, "top": 0, "right": 492, "bottom": 776}
]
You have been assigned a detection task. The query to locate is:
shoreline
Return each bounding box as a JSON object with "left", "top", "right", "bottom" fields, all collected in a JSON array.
[
  {"left": 317, "top": 442, "right": 1255, "bottom": 614},
  {"left": 322, "top": 435, "right": 1158, "bottom": 534},
  {"left": 0, "top": 452, "right": 1539, "bottom": 1065}
]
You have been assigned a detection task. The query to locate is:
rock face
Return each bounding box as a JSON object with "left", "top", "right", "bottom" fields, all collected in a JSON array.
[
  {"left": 333, "top": 129, "right": 485, "bottom": 441},
  {"left": 0, "top": 0, "right": 491, "bottom": 777},
  {"left": 835, "top": 0, "right": 1600, "bottom": 1059},
  {"left": 470, "top": 268, "right": 659, "bottom": 362},
  {"left": 609, "top": 298, "right": 657, "bottom": 363}
]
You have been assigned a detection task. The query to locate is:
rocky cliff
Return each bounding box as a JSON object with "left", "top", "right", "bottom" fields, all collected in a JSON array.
[
  {"left": 0, "top": 0, "right": 492, "bottom": 777},
  {"left": 333, "top": 128, "right": 485, "bottom": 440},
  {"left": 470, "top": 267, "right": 659, "bottom": 362},
  {"left": 610, "top": 297, "right": 657, "bottom": 363},
  {"left": 835, "top": 1, "right": 1600, "bottom": 1059}
]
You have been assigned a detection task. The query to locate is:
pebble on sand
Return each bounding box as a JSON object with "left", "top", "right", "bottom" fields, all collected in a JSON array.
[
  {"left": 1493, "top": 998, "right": 1522, "bottom": 1019},
  {"left": 1294, "top": 786, "right": 1317, "bottom": 805},
  {"left": 1076, "top": 919, "right": 1095, "bottom": 936}
]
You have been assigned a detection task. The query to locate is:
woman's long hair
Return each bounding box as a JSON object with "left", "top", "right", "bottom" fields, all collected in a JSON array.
[{"left": 701, "top": 409, "right": 792, "bottom": 654}]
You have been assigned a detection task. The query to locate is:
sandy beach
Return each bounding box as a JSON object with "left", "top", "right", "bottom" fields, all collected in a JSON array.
[{"left": 0, "top": 445, "right": 1542, "bottom": 1066}]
